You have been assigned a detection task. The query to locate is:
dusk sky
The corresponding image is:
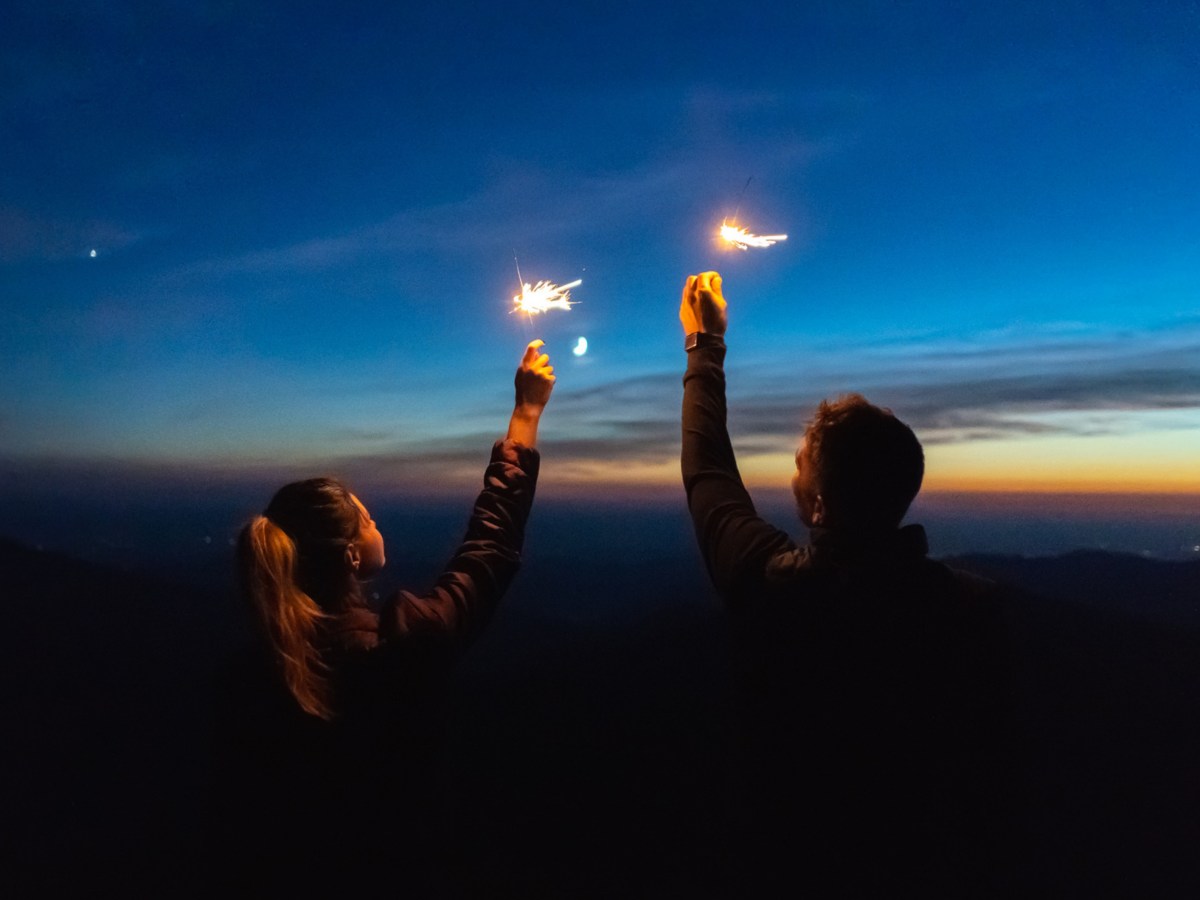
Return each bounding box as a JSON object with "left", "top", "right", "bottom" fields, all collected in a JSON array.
[{"left": 3, "top": 1, "right": 1199, "bottom": 503}]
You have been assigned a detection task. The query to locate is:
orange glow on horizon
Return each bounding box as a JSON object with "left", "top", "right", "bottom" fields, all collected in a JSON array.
[
  {"left": 920, "top": 474, "right": 1200, "bottom": 494},
  {"left": 104, "top": 421, "right": 1200, "bottom": 505},
  {"left": 526, "top": 453, "right": 1200, "bottom": 497},
  {"left": 531, "top": 428, "right": 1200, "bottom": 498},
  {"left": 921, "top": 430, "right": 1200, "bottom": 494}
]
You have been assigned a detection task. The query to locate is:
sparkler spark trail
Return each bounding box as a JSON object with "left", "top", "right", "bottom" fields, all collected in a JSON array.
[
  {"left": 512, "top": 278, "right": 582, "bottom": 315},
  {"left": 719, "top": 220, "right": 788, "bottom": 250}
]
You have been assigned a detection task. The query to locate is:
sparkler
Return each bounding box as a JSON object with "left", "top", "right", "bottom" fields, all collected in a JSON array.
[
  {"left": 719, "top": 220, "right": 788, "bottom": 251},
  {"left": 510, "top": 255, "right": 581, "bottom": 316},
  {"left": 512, "top": 278, "right": 582, "bottom": 315}
]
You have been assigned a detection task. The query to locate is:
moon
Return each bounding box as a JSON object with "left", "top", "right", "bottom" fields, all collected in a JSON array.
[{"left": 572, "top": 336, "right": 588, "bottom": 357}]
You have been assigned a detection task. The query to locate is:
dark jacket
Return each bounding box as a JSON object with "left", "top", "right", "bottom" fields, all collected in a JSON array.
[
  {"left": 206, "top": 439, "right": 539, "bottom": 895},
  {"left": 682, "top": 336, "right": 1013, "bottom": 897}
]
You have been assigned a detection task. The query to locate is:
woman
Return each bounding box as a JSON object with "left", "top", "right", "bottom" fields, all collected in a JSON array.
[{"left": 207, "top": 340, "right": 555, "bottom": 893}]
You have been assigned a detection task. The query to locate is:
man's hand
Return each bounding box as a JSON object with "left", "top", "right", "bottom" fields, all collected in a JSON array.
[
  {"left": 680, "top": 271, "right": 728, "bottom": 337},
  {"left": 508, "top": 339, "right": 554, "bottom": 447}
]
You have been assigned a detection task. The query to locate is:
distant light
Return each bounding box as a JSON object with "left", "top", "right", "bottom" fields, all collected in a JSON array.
[
  {"left": 572, "top": 336, "right": 588, "bottom": 356},
  {"left": 89, "top": 249, "right": 97, "bottom": 258}
]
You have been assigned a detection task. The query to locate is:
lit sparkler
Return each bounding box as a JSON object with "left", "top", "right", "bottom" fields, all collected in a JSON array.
[
  {"left": 719, "top": 220, "right": 788, "bottom": 251},
  {"left": 508, "top": 270, "right": 578, "bottom": 314},
  {"left": 510, "top": 254, "right": 582, "bottom": 316},
  {"left": 511, "top": 277, "right": 582, "bottom": 315}
]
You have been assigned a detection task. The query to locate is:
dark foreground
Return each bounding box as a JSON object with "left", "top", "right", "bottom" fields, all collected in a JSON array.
[{"left": 3, "top": 537, "right": 1198, "bottom": 897}]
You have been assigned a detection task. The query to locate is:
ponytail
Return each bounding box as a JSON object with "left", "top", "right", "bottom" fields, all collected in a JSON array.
[{"left": 238, "top": 516, "right": 333, "bottom": 720}]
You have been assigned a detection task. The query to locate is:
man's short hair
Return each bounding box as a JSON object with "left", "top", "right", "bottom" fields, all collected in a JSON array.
[{"left": 804, "top": 394, "right": 924, "bottom": 530}]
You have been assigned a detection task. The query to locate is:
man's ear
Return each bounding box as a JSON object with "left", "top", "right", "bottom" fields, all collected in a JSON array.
[
  {"left": 344, "top": 543, "right": 361, "bottom": 572},
  {"left": 811, "top": 494, "right": 826, "bottom": 527}
]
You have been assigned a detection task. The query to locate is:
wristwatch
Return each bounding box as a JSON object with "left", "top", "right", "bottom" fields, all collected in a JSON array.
[{"left": 685, "top": 332, "right": 722, "bottom": 351}]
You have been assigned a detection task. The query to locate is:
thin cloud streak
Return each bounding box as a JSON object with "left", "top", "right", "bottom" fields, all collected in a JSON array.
[
  {"left": 176, "top": 133, "right": 825, "bottom": 282},
  {"left": 321, "top": 318, "right": 1200, "bottom": 489},
  {"left": 0, "top": 207, "right": 142, "bottom": 264}
]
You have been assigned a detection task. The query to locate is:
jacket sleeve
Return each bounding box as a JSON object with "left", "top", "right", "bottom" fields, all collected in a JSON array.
[
  {"left": 381, "top": 438, "right": 540, "bottom": 647},
  {"left": 681, "top": 338, "right": 794, "bottom": 603}
]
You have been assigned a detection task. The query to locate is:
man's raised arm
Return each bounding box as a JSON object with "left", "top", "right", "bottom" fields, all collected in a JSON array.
[{"left": 680, "top": 272, "right": 792, "bottom": 600}]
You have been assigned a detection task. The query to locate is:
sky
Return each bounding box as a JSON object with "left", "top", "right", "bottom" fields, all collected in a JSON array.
[{"left": 2, "top": 1, "right": 1199, "bottom": 504}]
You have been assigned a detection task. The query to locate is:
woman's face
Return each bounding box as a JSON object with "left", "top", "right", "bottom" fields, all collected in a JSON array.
[{"left": 349, "top": 495, "right": 386, "bottom": 577}]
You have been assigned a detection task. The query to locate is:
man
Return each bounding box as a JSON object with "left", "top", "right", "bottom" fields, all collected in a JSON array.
[{"left": 680, "top": 271, "right": 1013, "bottom": 896}]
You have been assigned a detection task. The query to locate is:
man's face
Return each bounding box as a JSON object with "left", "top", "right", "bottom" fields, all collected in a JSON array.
[{"left": 792, "top": 437, "right": 821, "bottom": 527}]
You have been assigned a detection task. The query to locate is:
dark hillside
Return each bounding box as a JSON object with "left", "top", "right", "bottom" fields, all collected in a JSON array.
[
  {"left": 1, "top": 538, "right": 234, "bottom": 894},
  {"left": 950, "top": 552, "right": 1200, "bottom": 896},
  {"left": 3, "top": 538, "right": 1197, "bottom": 896}
]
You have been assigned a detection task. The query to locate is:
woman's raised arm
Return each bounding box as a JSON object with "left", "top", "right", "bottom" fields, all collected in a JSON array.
[{"left": 507, "top": 339, "right": 555, "bottom": 448}]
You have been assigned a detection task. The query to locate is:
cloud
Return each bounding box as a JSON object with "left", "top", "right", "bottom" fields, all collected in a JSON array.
[
  {"left": 726, "top": 328, "right": 1200, "bottom": 442},
  {"left": 289, "top": 318, "right": 1200, "bottom": 494},
  {"left": 182, "top": 162, "right": 690, "bottom": 278},
  {"left": 0, "top": 207, "right": 142, "bottom": 264},
  {"left": 179, "top": 124, "right": 826, "bottom": 282}
]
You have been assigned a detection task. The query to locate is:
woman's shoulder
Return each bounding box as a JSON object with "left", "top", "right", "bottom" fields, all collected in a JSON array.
[
  {"left": 376, "top": 589, "right": 463, "bottom": 647},
  {"left": 322, "top": 602, "right": 382, "bottom": 653}
]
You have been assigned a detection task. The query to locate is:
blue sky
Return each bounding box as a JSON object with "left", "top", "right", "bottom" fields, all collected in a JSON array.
[{"left": 2, "top": 1, "right": 1198, "bottom": 499}]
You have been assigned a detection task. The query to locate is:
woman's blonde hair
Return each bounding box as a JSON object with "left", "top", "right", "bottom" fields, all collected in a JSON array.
[{"left": 237, "top": 477, "right": 363, "bottom": 720}]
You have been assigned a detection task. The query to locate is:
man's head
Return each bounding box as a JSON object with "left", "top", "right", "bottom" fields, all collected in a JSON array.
[{"left": 792, "top": 394, "right": 924, "bottom": 532}]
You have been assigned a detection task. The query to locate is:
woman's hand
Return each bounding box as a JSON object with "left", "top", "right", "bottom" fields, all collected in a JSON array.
[
  {"left": 514, "top": 339, "right": 555, "bottom": 410},
  {"left": 508, "top": 339, "right": 555, "bottom": 447}
]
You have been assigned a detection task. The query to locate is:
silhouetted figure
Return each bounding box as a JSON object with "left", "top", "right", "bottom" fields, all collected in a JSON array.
[
  {"left": 679, "top": 272, "right": 1013, "bottom": 897},
  {"left": 205, "top": 340, "right": 555, "bottom": 895}
]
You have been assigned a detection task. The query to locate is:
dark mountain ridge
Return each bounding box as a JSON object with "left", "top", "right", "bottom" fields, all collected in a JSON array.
[{"left": 947, "top": 549, "right": 1200, "bottom": 623}]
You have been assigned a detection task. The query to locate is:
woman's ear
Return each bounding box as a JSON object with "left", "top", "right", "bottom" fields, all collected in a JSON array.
[{"left": 344, "top": 543, "right": 362, "bottom": 572}]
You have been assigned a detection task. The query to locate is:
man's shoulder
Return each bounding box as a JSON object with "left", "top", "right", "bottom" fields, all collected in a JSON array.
[{"left": 759, "top": 545, "right": 1006, "bottom": 607}]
